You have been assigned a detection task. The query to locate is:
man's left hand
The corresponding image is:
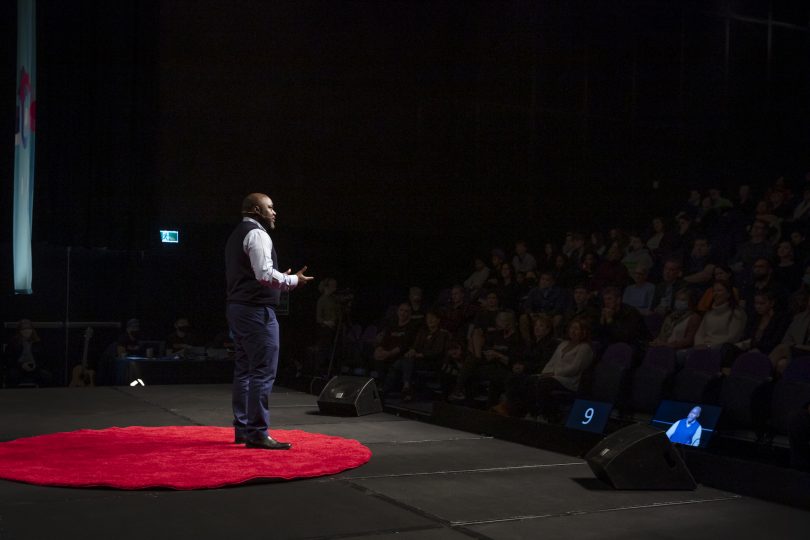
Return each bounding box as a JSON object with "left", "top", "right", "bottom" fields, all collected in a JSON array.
[{"left": 295, "top": 265, "right": 314, "bottom": 285}]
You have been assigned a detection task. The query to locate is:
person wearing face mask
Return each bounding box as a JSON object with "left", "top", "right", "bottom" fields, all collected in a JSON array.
[
  {"left": 649, "top": 289, "right": 701, "bottom": 351},
  {"left": 166, "top": 317, "right": 197, "bottom": 355},
  {"left": 4, "top": 319, "right": 52, "bottom": 387},
  {"left": 117, "top": 318, "right": 145, "bottom": 358},
  {"left": 226, "top": 193, "right": 313, "bottom": 450}
]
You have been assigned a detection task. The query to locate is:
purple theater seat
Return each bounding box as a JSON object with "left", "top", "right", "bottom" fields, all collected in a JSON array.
[
  {"left": 730, "top": 352, "right": 772, "bottom": 380},
  {"left": 684, "top": 347, "right": 722, "bottom": 374},
  {"left": 600, "top": 343, "right": 634, "bottom": 368},
  {"left": 643, "top": 346, "right": 676, "bottom": 372},
  {"left": 630, "top": 347, "right": 677, "bottom": 414},
  {"left": 784, "top": 356, "right": 810, "bottom": 382}
]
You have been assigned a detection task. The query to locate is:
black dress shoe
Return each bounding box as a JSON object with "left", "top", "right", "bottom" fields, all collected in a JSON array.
[
  {"left": 245, "top": 436, "right": 292, "bottom": 450},
  {"left": 234, "top": 436, "right": 247, "bottom": 444}
]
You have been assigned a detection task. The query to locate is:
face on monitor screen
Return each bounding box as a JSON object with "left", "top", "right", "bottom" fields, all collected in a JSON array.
[{"left": 651, "top": 400, "right": 722, "bottom": 448}]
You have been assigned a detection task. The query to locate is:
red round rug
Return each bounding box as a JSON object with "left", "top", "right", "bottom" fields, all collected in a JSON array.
[{"left": 0, "top": 426, "right": 371, "bottom": 490}]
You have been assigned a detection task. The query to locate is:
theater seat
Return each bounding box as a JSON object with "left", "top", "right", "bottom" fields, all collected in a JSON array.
[
  {"left": 631, "top": 347, "right": 676, "bottom": 413},
  {"left": 719, "top": 352, "right": 772, "bottom": 429},
  {"left": 671, "top": 347, "right": 722, "bottom": 404},
  {"left": 588, "top": 343, "right": 634, "bottom": 406},
  {"left": 770, "top": 356, "right": 810, "bottom": 435}
]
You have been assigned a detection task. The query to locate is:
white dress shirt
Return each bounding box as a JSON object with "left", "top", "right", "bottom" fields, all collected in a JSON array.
[{"left": 242, "top": 218, "right": 299, "bottom": 290}]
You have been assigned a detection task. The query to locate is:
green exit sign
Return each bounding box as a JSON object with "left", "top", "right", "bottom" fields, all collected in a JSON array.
[{"left": 160, "top": 230, "right": 179, "bottom": 243}]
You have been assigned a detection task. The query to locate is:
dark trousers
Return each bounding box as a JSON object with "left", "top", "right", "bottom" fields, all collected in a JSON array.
[
  {"left": 505, "top": 375, "right": 571, "bottom": 419},
  {"left": 228, "top": 303, "right": 280, "bottom": 440},
  {"left": 504, "top": 372, "right": 535, "bottom": 417},
  {"left": 457, "top": 358, "right": 510, "bottom": 407}
]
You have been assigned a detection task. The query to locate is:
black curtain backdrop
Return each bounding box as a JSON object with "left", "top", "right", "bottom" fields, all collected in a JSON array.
[{"left": 2, "top": 0, "right": 810, "bottom": 361}]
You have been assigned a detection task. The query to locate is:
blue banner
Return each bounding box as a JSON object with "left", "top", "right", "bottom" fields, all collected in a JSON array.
[{"left": 13, "top": 0, "right": 36, "bottom": 294}]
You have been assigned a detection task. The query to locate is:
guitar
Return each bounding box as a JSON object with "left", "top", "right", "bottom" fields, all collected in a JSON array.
[{"left": 69, "top": 327, "right": 95, "bottom": 387}]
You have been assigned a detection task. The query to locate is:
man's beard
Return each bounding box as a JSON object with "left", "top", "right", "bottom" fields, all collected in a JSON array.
[{"left": 256, "top": 215, "right": 274, "bottom": 230}]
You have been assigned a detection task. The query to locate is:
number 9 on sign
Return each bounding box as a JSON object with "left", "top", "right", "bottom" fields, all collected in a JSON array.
[{"left": 581, "top": 407, "right": 594, "bottom": 425}]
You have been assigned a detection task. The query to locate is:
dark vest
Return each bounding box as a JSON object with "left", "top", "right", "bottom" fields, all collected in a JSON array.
[{"left": 225, "top": 220, "right": 281, "bottom": 307}]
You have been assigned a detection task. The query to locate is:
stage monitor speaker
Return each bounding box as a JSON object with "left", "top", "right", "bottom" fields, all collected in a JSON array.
[
  {"left": 584, "top": 423, "right": 696, "bottom": 490},
  {"left": 317, "top": 376, "right": 383, "bottom": 417}
]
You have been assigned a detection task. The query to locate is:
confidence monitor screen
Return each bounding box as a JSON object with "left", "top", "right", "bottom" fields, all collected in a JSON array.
[
  {"left": 651, "top": 400, "right": 722, "bottom": 448},
  {"left": 565, "top": 399, "right": 613, "bottom": 434}
]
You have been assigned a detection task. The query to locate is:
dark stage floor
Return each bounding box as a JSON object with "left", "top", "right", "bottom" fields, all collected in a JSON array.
[{"left": 1, "top": 384, "right": 808, "bottom": 539}]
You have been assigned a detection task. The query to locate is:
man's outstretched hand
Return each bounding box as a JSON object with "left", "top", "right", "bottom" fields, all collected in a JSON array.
[{"left": 295, "top": 265, "right": 314, "bottom": 286}]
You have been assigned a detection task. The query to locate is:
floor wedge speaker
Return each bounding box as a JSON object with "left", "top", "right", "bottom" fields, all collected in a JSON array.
[
  {"left": 585, "top": 423, "right": 696, "bottom": 490},
  {"left": 317, "top": 376, "right": 383, "bottom": 416}
]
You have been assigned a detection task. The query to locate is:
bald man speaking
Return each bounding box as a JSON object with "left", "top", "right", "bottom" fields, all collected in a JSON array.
[{"left": 225, "top": 193, "right": 313, "bottom": 449}]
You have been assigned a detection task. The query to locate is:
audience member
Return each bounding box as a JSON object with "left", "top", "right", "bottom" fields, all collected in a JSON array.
[
  {"left": 790, "top": 229, "right": 810, "bottom": 265},
  {"left": 439, "top": 341, "right": 465, "bottom": 398},
  {"left": 493, "top": 315, "right": 560, "bottom": 417},
  {"left": 407, "top": 286, "right": 426, "bottom": 326},
  {"left": 692, "top": 281, "right": 747, "bottom": 351},
  {"left": 646, "top": 217, "right": 672, "bottom": 257},
  {"left": 788, "top": 186, "right": 810, "bottom": 224},
  {"left": 528, "top": 318, "right": 594, "bottom": 421},
  {"left": 539, "top": 242, "right": 559, "bottom": 271},
  {"left": 316, "top": 278, "right": 339, "bottom": 331},
  {"left": 552, "top": 253, "right": 574, "bottom": 288},
  {"left": 574, "top": 251, "right": 598, "bottom": 287},
  {"left": 590, "top": 232, "right": 607, "bottom": 257},
  {"left": 736, "top": 184, "right": 756, "bottom": 216},
  {"left": 521, "top": 315, "right": 561, "bottom": 374},
  {"left": 372, "top": 303, "right": 418, "bottom": 382},
  {"left": 649, "top": 289, "right": 701, "bottom": 351},
  {"left": 708, "top": 187, "right": 734, "bottom": 210},
  {"left": 451, "top": 311, "right": 522, "bottom": 407},
  {"left": 696, "top": 265, "right": 739, "bottom": 313},
  {"left": 166, "top": 317, "right": 198, "bottom": 355},
  {"left": 740, "top": 257, "right": 789, "bottom": 319},
  {"left": 384, "top": 310, "right": 450, "bottom": 401},
  {"left": 590, "top": 242, "right": 630, "bottom": 292},
  {"left": 470, "top": 291, "right": 501, "bottom": 358},
  {"left": 731, "top": 220, "right": 775, "bottom": 282},
  {"left": 463, "top": 257, "right": 490, "bottom": 295},
  {"left": 594, "top": 286, "right": 649, "bottom": 349},
  {"left": 622, "top": 265, "right": 655, "bottom": 314},
  {"left": 622, "top": 233, "right": 654, "bottom": 275},
  {"left": 670, "top": 213, "right": 695, "bottom": 255},
  {"left": 566, "top": 233, "right": 587, "bottom": 268},
  {"left": 4, "top": 319, "right": 52, "bottom": 387},
  {"left": 512, "top": 241, "right": 538, "bottom": 273},
  {"left": 117, "top": 318, "right": 145, "bottom": 357},
  {"left": 440, "top": 285, "right": 478, "bottom": 339},
  {"left": 683, "top": 189, "right": 702, "bottom": 218},
  {"left": 521, "top": 272, "right": 568, "bottom": 342},
  {"left": 560, "top": 284, "right": 600, "bottom": 335},
  {"left": 774, "top": 240, "right": 802, "bottom": 291},
  {"left": 651, "top": 259, "right": 685, "bottom": 315},
  {"left": 683, "top": 236, "right": 717, "bottom": 293},
  {"left": 769, "top": 294, "right": 810, "bottom": 375},
  {"left": 732, "top": 290, "right": 789, "bottom": 358},
  {"left": 487, "top": 249, "right": 506, "bottom": 286},
  {"left": 496, "top": 263, "right": 521, "bottom": 312}
]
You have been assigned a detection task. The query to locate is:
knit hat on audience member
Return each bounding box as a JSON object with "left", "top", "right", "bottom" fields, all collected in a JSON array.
[
  {"left": 126, "top": 318, "right": 140, "bottom": 331},
  {"left": 491, "top": 248, "right": 505, "bottom": 260}
]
